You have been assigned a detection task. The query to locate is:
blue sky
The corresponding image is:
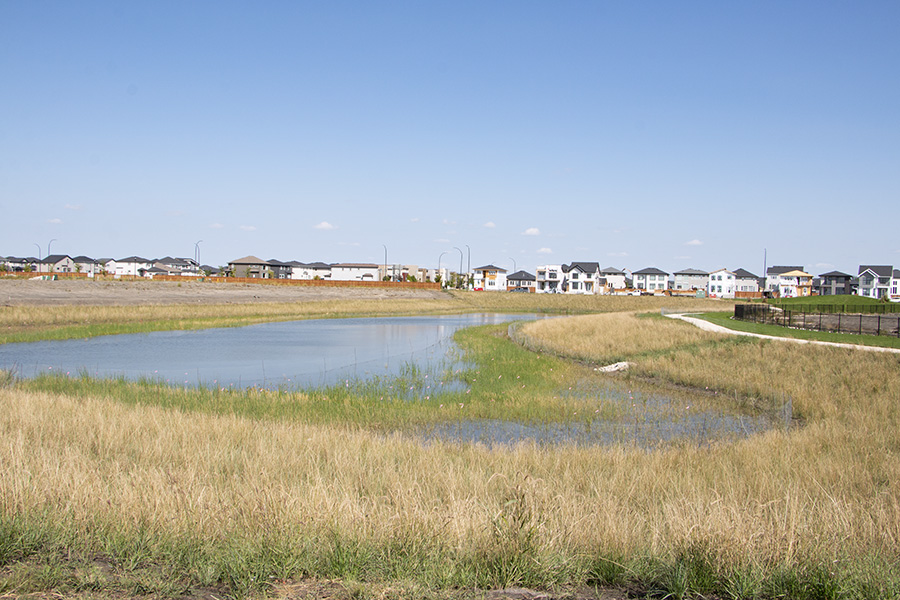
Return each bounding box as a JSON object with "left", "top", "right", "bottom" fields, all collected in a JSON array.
[{"left": 2, "top": 1, "right": 898, "bottom": 275}]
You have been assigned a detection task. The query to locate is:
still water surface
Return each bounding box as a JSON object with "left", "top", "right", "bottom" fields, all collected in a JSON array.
[
  {"left": 1, "top": 313, "right": 533, "bottom": 390},
  {"left": 1, "top": 313, "right": 789, "bottom": 447}
]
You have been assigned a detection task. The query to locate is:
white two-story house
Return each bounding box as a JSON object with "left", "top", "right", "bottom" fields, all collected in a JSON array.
[
  {"left": 632, "top": 267, "right": 670, "bottom": 292},
  {"left": 108, "top": 256, "right": 153, "bottom": 277},
  {"left": 472, "top": 265, "right": 507, "bottom": 291},
  {"left": 707, "top": 268, "right": 736, "bottom": 298},
  {"left": 563, "top": 262, "right": 602, "bottom": 294},
  {"left": 857, "top": 265, "right": 893, "bottom": 299},
  {"left": 536, "top": 264, "right": 564, "bottom": 293},
  {"left": 599, "top": 267, "right": 628, "bottom": 291},
  {"left": 330, "top": 263, "right": 379, "bottom": 281}
]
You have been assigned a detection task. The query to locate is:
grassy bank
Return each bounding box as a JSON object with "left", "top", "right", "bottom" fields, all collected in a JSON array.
[
  {"left": 0, "top": 291, "right": 731, "bottom": 344},
  {"left": 3, "top": 299, "right": 900, "bottom": 599}
]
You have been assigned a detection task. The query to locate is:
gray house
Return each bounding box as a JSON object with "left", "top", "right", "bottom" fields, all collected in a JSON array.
[
  {"left": 507, "top": 270, "right": 536, "bottom": 292},
  {"left": 673, "top": 268, "right": 708, "bottom": 291},
  {"left": 816, "top": 271, "right": 854, "bottom": 296}
]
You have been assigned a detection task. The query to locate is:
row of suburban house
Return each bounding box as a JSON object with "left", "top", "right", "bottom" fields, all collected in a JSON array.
[
  {"left": 474, "top": 263, "right": 900, "bottom": 300},
  {"left": 3, "top": 253, "right": 899, "bottom": 301}
]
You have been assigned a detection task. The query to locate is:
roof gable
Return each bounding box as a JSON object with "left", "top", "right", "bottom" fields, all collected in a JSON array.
[
  {"left": 859, "top": 265, "right": 893, "bottom": 277},
  {"left": 633, "top": 267, "right": 669, "bottom": 275},
  {"left": 674, "top": 268, "right": 708, "bottom": 275},
  {"left": 767, "top": 265, "right": 804, "bottom": 275},
  {"left": 229, "top": 255, "right": 266, "bottom": 265},
  {"left": 732, "top": 268, "right": 758, "bottom": 279}
]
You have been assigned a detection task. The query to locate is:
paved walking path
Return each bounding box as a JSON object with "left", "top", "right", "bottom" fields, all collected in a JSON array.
[{"left": 666, "top": 313, "right": 900, "bottom": 354}]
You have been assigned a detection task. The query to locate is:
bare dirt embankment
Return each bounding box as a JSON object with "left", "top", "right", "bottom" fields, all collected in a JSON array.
[{"left": 0, "top": 278, "right": 449, "bottom": 306}]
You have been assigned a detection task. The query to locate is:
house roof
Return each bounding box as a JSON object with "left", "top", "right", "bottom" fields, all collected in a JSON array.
[
  {"left": 564, "top": 261, "right": 599, "bottom": 273},
  {"left": 674, "top": 268, "right": 708, "bottom": 275},
  {"left": 473, "top": 264, "right": 507, "bottom": 272},
  {"left": 304, "top": 262, "right": 331, "bottom": 269},
  {"left": 332, "top": 263, "right": 378, "bottom": 268},
  {"left": 780, "top": 270, "right": 812, "bottom": 278},
  {"left": 708, "top": 268, "right": 735, "bottom": 275},
  {"left": 71, "top": 255, "right": 98, "bottom": 263},
  {"left": 507, "top": 270, "right": 535, "bottom": 281},
  {"left": 229, "top": 255, "right": 267, "bottom": 265},
  {"left": 41, "top": 254, "right": 71, "bottom": 264},
  {"left": 767, "top": 265, "right": 804, "bottom": 275},
  {"left": 633, "top": 267, "right": 669, "bottom": 275},
  {"left": 818, "top": 270, "right": 852, "bottom": 278},
  {"left": 600, "top": 266, "right": 625, "bottom": 275},
  {"left": 858, "top": 265, "right": 893, "bottom": 277},
  {"left": 115, "top": 256, "right": 151, "bottom": 263},
  {"left": 733, "top": 268, "right": 758, "bottom": 279}
]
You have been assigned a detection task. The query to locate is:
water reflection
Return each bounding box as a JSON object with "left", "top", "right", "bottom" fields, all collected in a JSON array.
[
  {"left": 414, "top": 380, "right": 792, "bottom": 449},
  {"left": 0, "top": 313, "right": 534, "bottom": 390}
]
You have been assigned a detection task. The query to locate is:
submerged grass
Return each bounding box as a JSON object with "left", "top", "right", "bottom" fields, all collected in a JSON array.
[{"left": 3, "top": 296, "right": 900, "bottom": 599}]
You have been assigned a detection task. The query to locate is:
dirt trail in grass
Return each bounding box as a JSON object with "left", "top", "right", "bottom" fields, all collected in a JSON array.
[
  {"left": 0, "top": 278, "right": 449, "bottom": 306},
  {"left": 667, "top": 312, "right": 900, "bottom": 353}
]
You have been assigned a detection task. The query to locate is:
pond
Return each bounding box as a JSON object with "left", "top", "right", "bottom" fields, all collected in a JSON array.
[
  {"left": 1, "top": 313, "right": 790, "bottom": 448},
  {"left": 0, "top": 313, "right": 534, "bottom": 390}
]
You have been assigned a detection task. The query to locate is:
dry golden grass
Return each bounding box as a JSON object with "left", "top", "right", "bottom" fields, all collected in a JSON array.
[
  {"left": 517, "top": 312, "right": 728, "bottom": 362},
  {"left": 4, "top": 301, "right": 900, "bottom": 596},
  {"left": 3, "top": 338, "right": 899, "bottom": 575}
]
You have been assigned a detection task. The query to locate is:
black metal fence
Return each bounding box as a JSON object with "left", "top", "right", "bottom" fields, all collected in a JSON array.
[
  {"left": 767, "top": 301, "right": 900, "bottom": 314},
  {"left": 734, "top": 304, "right": 900, "bottom": 337}
]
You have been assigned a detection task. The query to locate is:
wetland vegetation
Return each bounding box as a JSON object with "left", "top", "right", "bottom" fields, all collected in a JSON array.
[{"left": 2, "top": 290, "right": 899, "bottom": 599}]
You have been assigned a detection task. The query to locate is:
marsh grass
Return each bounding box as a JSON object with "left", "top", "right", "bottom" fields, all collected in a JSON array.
[
  {"left": 0, "top": 292, "right": 732, "bottom": 345},
  {"left": 3, "top": 305, "right": 900, "bottom": 598}
]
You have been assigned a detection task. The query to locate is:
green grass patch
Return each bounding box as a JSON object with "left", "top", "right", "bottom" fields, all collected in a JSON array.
[
  {"left": 697, "top": 311, "right": 900, "bottom": 349},
  {"left": 769, "top": 295, "right": 900, "bottom": 314}
]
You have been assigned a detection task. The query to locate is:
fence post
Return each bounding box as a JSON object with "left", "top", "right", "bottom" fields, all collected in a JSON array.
[
  {"left": 877, "top": 314, "right": 881, "bottom": 336},
  {"left": 858, "top": 314, "right": 863, "bottom": 335}
]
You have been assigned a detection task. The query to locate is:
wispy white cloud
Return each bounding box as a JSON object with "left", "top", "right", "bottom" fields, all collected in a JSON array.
[
  {"left": 685, "top": 239, "right": 703, "bottom": 246},
  {"left": 209, "top": 223, "right": 225, "bottom": 229},
  {"left": 484, "top": 221, "right": 496, "bottom": 228},
  {"left": 48, "top": 218, "right": 63, "bottom": 224},
  {"left": 537, "top": 247, "right": 552, "bottom": 254},
  {"left": 523, "top": 227, "right": 540, "bottom": 236},
  {"left": 64, "top": 203, "right": 82, "bottom": 211},
  {"left": 314, "top": 221, "right": 335, "bottom": 230},
  {"left": 239, "top": 225, "right": 257, "bottom": 231}
]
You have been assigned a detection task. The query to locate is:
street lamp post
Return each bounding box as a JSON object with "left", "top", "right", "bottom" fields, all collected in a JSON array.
[
  {"left": 47, "top": 238, "right": 57, "bottom": 258},
  {"left": 195, "top": 240, "right": 203, "bottom": 268},
  {"left": 509, "top": 257, "right": 516, "bottom": 273},
  {"left": 382, "top": 244, "right": 388, "bottom": 282},
  {"left": 453, "top": 246, "right": 463, "bottom": 289},
  {"left": 438, "top": 251, "right": 447, "bottom": 286},
  {"left": 33, "top": 243, "right": 42, "bottom": 272},
  {"left": 465, "top": 244, "right": 471, "bottom": 290}
]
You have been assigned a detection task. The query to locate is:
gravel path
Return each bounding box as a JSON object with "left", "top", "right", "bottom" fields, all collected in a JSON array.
[{"left": 667, "top": 313, "right": 900, "bottom": 354}]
